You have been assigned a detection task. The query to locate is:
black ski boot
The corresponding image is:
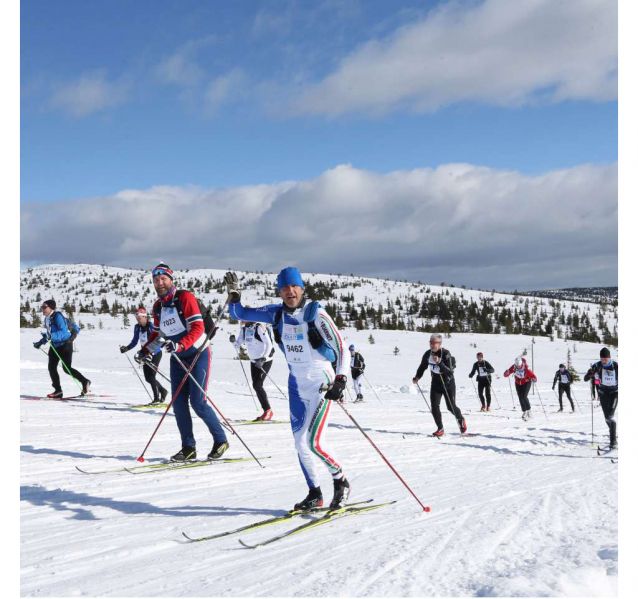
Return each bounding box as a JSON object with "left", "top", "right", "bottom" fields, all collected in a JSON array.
[
  {"left": 47, "top": 390, "right": 63, "bottom": 398},
  {"left": 293, "top": 487, "right": 323, "bottom": 511},
  {"left": 208, "top": 440, "right": 229, "bottom": 460},
  {"left": 159, "top": 387, "right": 168, "bottom": 403},
  {"left": 170, "top": 446, "right": 196, "bottom": 462},
  {"left": 329, "top": 477, "right": 351, "bottom": 510}
]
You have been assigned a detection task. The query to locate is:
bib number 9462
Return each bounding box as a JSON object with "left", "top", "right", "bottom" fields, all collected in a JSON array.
[{"left": 286, "top": 344, "right": 304, "bottom": 353}]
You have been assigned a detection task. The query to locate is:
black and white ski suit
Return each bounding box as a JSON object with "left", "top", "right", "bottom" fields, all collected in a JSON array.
[{"left": 415, "top": 348, "right": 464, "bottom": 431}]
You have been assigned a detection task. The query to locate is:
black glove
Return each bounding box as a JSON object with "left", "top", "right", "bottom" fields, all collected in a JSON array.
[
  {"left": 134, "top": 351, "right": 152, "bottom": 365},
  {"left": 229, "top": 334, "right": 236, "bottom": 343},
  {"left": 163, "top": 340, "right": 184, "bottom": 354},
  {"left": 324, "top": 375, "right": 347, "bottom": 401},
  {"left": 223, "top": 271, "right": 241, "bottom": 303},
  {"left": 120, "top": 345, "right": 129, "bottom": 354},
  {"left": 468, "top": 373, "right": 472, "bottom": 378},
  {"left": 552, "top": 385, "right": 555, "bottom": 390},
  {"left": 209, "top": 326, "right": 217, "bottom": 339}
]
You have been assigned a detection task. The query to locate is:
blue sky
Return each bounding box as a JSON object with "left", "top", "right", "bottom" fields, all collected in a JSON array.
[{"left": 20, "top": 0, "right": 618, "bottom": 290}]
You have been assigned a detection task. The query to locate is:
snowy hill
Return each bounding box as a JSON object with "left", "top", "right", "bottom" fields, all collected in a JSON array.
[
  {"left": 20, "top": 265, "right": 618, "bottom": 596},
  {"left": 20, "top": 264, "right": 618, "bottom": 346}
]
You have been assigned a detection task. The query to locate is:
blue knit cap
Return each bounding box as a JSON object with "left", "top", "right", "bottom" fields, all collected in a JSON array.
[{"left": 277, "top": 267, "right": 305, "bottom": 290}]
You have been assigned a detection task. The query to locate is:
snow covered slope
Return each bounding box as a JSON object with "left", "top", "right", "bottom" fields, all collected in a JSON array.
[{"left": 20, "top": 324, "right": 618, "bottom": 597}]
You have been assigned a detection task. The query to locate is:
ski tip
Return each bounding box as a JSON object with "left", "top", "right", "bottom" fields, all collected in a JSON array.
[
  {"left": 182, "top": 532, "right": 194, "bottom": 542},
  {"left": 238, "top": 539, "right": 256, "bottom": 549},
  {"left": 74, "top": 466, "right": 90, "bottom": 474}
]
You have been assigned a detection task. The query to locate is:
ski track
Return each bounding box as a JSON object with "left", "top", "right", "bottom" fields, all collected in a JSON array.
[{"left": 21, "top": 329, "right": 617, "bottom": 596}]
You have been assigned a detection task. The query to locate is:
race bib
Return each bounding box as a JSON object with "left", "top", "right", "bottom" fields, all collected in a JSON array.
[
  {"left": 601, "top": 368, "right": 617, "bottom": 387},
  {"left": 514, "top": 367, "right": 526, "bottom": 379},
  {"left": 282, "top": 323, "right": 311, "bottom": 364},
  {"left": 160, "top": 307, "right": 187, "bottom": 337},
  {"left": 139, "top": 330, "right": 149, "bottom": 345},
  {"left": 428, "top": 355, "right": 441, "bottom": 374},
  {"left": 478, "top": 367, "right": 487, "bottom": 377},
  {"left": 560, "top": 374, "right": 569, "bottom": 384}
]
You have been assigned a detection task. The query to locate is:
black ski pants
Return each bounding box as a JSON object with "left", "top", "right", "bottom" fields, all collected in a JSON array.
[
  {"left": 48, "top": 341, "right": 88, "bottom": 393},
  {"left": 478, "top": 377, "right": 491, "bottom": 408},
  {"left": 515, "top": 381, "right": 532, "bottom": 412},
  {"left": 251, "top": 359, "right": 272, "bottom": 411},
  {"left": 599, "top": 389, "right": 618, "bottom": 446},
  {"left": 143, "top": 352, "right": 166, "bottom": 400},
  {"left": 430, "top": 380, "right": 463, "bottom": 431},
  {"left": 557, "top": 383, "right": 574, "bottom": 410}
]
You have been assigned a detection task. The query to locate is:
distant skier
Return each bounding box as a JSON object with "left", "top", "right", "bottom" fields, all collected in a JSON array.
[
  {"left": 231, "top": 320, "right": 276, "bottom": 421},
  {"left": 504, "top": 356, "right": 537, "bottom": 420},
  {"left": 468, "top": 352, "right": 495, "bottom": 411},
  {"left": 349, "top": 344, "right": 365, "bottom": 402},
  {"left": 138, "top": 264, "right": 228, "bottom": 462},
  {"left": 224, "top": 267, "right": 351, "bottom": 511},
  {"left": 412, "top": 333, "right": 467, "bottom": 437},
  {"left": 120, "top": 307, "right": 168, "bottom": 404},
  {"left": 33, "top": 299, "right": 90, "bottom": 398},
  {"left": 552, "top": 364, "right": 574, "bottom": 412},
  {"left": 584, "top": 348, "right": 618, "bottom": 449}
]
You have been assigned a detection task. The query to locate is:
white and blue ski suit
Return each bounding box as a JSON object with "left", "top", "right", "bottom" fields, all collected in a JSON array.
[{"left": 230, "top": 298, "right": 348, "bottom": 489}]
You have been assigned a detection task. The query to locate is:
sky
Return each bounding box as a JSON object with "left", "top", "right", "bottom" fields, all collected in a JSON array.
[{"left": 19, "top": 0, "right": 618, "bottom": 291}]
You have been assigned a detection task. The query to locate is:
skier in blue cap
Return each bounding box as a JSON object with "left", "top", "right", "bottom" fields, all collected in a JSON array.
[{"left": 224, "top": 267, "right": 351, "bottom": 511}]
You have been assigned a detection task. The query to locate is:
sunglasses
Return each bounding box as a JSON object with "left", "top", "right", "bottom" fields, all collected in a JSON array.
[{"left": 152, "top": 268, "right": 171, "bottom": 277}]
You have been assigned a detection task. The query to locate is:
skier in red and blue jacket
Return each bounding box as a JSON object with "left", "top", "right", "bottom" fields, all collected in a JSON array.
[
  {"left": 140, "top": 264, "right": 228, "bottom": 462},
  {"left": 504, "top": 356, "right": 537, "bottom": 421}
]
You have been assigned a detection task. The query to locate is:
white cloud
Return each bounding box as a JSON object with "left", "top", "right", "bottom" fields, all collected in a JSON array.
[
  {"left": 154, "top": 36, "right": 216, "bottom": 87},
  {"left": 20, "top": 162, "right": 617, "bottom": 289},
  {"left": 290, "top": 0, "right": 618, "bottom": 116},
  {"left": 49, "top": 70, "right": 130, "bottom": 116},
  {"left": 204, "top": 69, "right": 248, "bottom": 114}
]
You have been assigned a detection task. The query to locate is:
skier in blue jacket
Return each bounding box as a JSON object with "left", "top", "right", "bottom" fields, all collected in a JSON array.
[
  {"left": 33, "top": 299, "right": 90, "bottom": 398},
  {"left": 224, "top": 267, "right": 351, "bottom": 511}
]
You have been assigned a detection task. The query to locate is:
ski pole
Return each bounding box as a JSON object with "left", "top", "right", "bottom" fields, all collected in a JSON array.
[
  {"left": 484, "top": 376, "right": 501, "bottom": 409},
  {"left": 144, "top": 350, "right": 232, "bottom": 433},
  {"left": 552, "top": 387, "right": 561, "bottom": 410},
  {"left": 591, "top": 395, "right": 595, "bottom": 447},
  {"left": 259, "top": 367, "right": 288, "bottom": 402},
  {"left": 362, "top": 372, "right": 383, "bottom": 405},
  {"left": 322, "top": 386, "right": 430, "bottom": 513},
  {"left": 533, "top": 382, "right": 549, "bottom": 420},
  {"left": 136, "top": 297, "right": 229, "bottom": 462},
  {"left": 415, "top": 382, "right": 432, "bottom": 413},
  {"left": 470, "top": 377, "right": 483, "bottom": 408},
  {"left": 47, "top": 342, "right": 84, "bottom": 393},
  {"left": 570, "top": 388, "right": 584, "bottom": 414},
  {"left": 124, "top": 352, "right": 154, "bottom": 404},
  {"left": 232, "top": 346, "right": 259, "bottom": 412},
  {"left": 171, "top": 353, "right": 264, "bottom": 468},
  {"left": 507, "top": 376, "right": 517, "bottom": 410}
]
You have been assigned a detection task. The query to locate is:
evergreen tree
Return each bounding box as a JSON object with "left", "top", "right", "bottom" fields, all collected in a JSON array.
[{"left": 368, "top": 334, "right": 376, "bottom": 344}]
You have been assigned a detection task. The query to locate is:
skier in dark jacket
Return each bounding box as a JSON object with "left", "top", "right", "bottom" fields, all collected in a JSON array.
[
  {"left": 349, "top": 344, "right": 365, "bottom": 402},
  {"left": 33, "top": 299, "right": 90, "bottom": 398},
  {"left": 412, "top": 333, "right": 466, "bottom": 437},
  {"left": 468, "top": 352, "right": 495, "bottom": 411},
  {"left": 584, "top": 347, "right": 618, "bottom": 449},
  {"left": 552, "top": 364, "right": 574, "bottom": 412},
  {"left": 120, "top": 307, "right": 168, "bottom": 404}
]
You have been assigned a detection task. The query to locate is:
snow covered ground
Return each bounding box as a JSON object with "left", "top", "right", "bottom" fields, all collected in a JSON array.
[{"left": 20, "top": 326, "right": 618, "bottom": 597}]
